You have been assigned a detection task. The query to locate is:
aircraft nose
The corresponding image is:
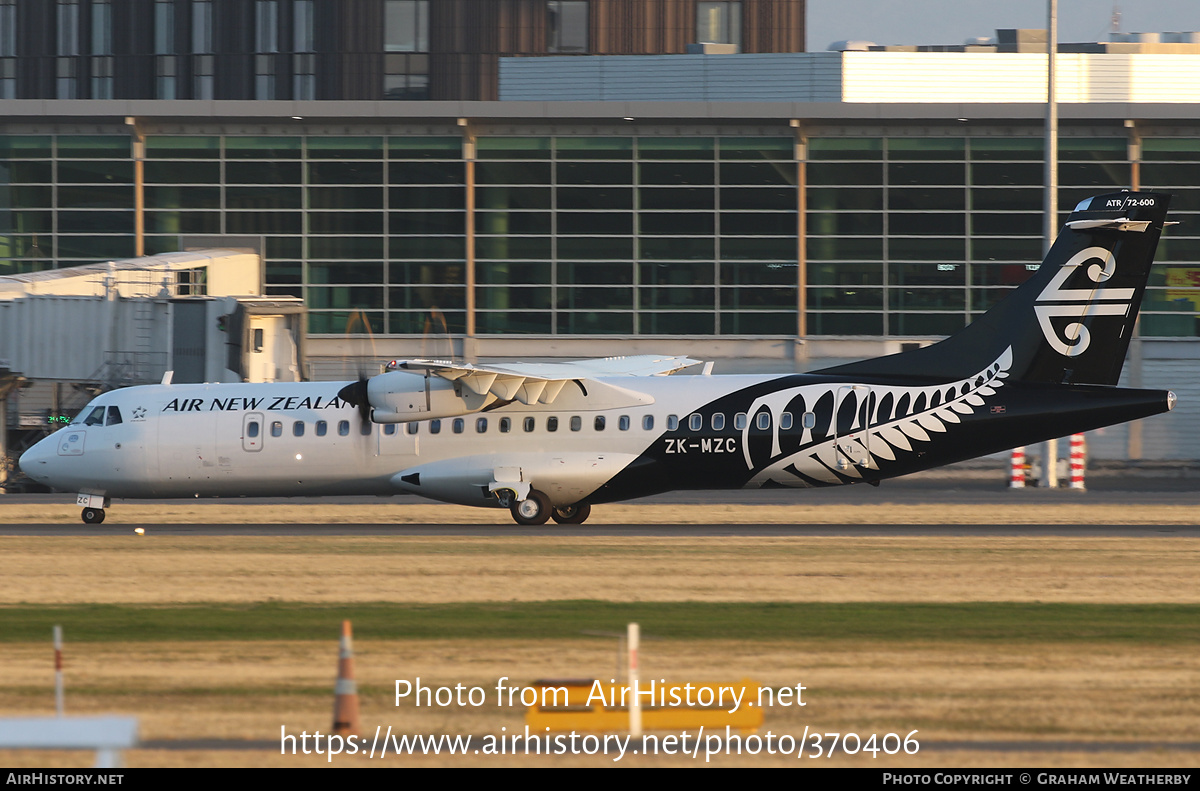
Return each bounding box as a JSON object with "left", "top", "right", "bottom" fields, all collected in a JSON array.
[{"left": 19, "top": 437, "right": 56, "bottom": 482}]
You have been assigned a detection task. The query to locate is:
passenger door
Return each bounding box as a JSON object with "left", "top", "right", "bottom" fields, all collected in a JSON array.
[{"left": 242, "top": 412, "right": 264, "bottom": 452}]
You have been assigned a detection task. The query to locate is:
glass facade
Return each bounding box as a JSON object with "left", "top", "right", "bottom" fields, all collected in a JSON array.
[{"left": 1, "top": 129, "right": 1197, "bottom": 338}]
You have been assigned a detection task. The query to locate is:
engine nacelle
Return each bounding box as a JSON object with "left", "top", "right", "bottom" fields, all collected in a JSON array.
[{"left": 366, "top": 371, "right": 489, "bottom": 423}]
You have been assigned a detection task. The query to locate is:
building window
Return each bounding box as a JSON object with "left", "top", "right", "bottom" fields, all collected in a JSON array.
[
  {"left": 0, "top": 58, "right": 14, "bottom": 99},
  {"left": 91, "top": 56, "right": 113, "bottom": 98},
  {"left": 696, "top": 1, "right": 741, "bottom": 47},
  {"left": 193, "top": 54, "right": 214, "bottom": 99},
  {"left": 385, "top": 0, "right": 428, "bottom": 52},
  {"left": 294, "top": 0, "right": 314, "bottom": 52},
  {"left": 156, "top": 55, "right": 176, "bottom": 98},
  {"left": 547, "top": 1, "right": 587, "bottom": 53},
  {"left": 192, "top": 0, "right": 212, "bottom": 53},
  {"left": 0, "top": 0, "right": 14, "bottom": 59},
  {"left": 56, "top": 57, "right": 77, "bottom": 99},
  {"left": 154, "top": 0, "right": 174, "bottom": 55},
  {"left": 256, "top": 0, "right": 278, "bottom": 52},
  {"left": 384, "top": 54, "right": 428, "bottom": 100},
  {"left": 294, "top": 54, "right": 315, "bottom": 99},
  {"left": 255, "top": 54, "right": 275, "bottom": 98},
  {"left": 91, "top": 0, "right": 111, "bottom": 55},
  {"left": 57, "top": 1, "right": 79, "bottom": 56}
]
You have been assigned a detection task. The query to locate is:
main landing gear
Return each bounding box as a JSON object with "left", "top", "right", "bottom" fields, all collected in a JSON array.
[
  {"left": 81, "top": 508, "right": 106, "bottom": 524},
  {"left": 504, "top": 489, "right": 592, "bottom": 526},
  {"left": 551, "top": 502, "right": 591, "bottom": 525}
]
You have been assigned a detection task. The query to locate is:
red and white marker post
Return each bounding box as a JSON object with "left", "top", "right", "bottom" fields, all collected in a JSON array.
[
  {"left": 1010, "top": 446, "right": 1026, "bottom": 488},
  {"left": 1069, "top": 434, "right": 1086, "bottom": 490}
]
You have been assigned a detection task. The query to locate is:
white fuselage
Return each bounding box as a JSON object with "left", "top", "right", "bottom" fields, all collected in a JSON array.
[{"left": 19, "top": 375, "right": 760, "bottom": 505}]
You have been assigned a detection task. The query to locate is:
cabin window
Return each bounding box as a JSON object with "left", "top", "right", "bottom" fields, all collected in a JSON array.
[
  {"left": 338, "top": 420, "right": 350, "bottom": 436},
  {"left": 406, "top": 422, "right": 418, "bottom": 435},
  {"left": 734, "top": 412, "right": 747, "bottom": 430},
  {"left": 711, "top": 413, "right": 725, "bottom": 430},
  {"left": 570, "top": 416, "right": 582, "bottom": 431},
  {"left": 688, "top": 413, "right": 702, "bottom": 431},
  {"left": 316, "top": 420, "right": 327, "bottom": 436},
  {"left": 802, "top": 411, "right": 816, "bottom": 430},
  {"left": 247, "top": 421, "right": 260, "bottom": 438},
  {"left": 547, "top": 416, "right": 559, "bottom": 432},
  {"left": 594, "top": 415, "right": 605, "bottom": 431},
  {"left": 523, "top": 416, "right": 535, "bottom": 432},
  {"left": 271, "top": 421, "right": 283, "bottom": 437},
  {"left": 780, "top": 412, "right": 793, "bottom": 430},
  {"left": 642, "top": 415, "right": 654, "bottom": 431},
  {"left": 500, "top": 417, "right": 511, "bottom": 433},
  {"left": 430, "top": 419, "right": 441, "bottom": 434},
  {"left": 756, "top": 412, "right": 770, "bottom": 430},
  {"left": 383, "top": 423, "right": 396, "bottom": 435},
  {"left": 293, "top": 420, "right": 305, "bottom": 437},
  {"left": 619, "top": 415, "right": 630, "bottom": 431},
  {"left": 106, "top": 406, "right": 123, "bottom": 426},
  {"left": 453, "top": 418, "right": 464, "bottom": 434},
  {"left": 361, "top": 419, "right": 372, "bottom": 436},
  {"left": 667, "top": 414, "right": 679, "bottom": 431},
  {"left": 82, "top": 406, "right": 106, "bottom": 426},
  {"left": 476, "top": 417, "right": 487, "bottom": 433}
]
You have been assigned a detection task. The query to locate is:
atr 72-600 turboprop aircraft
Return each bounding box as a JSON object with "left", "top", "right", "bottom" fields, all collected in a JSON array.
[{"left": 20, "top": 192, "right": 1178, "bottom": 525}]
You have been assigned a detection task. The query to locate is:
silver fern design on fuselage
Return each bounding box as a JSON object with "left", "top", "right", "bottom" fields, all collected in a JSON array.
[{"left": 742, "top": 347, "right": 1012, "bottom": 487}]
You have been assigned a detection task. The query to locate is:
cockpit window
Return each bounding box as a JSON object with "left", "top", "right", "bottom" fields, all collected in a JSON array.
[
  {"left": 106, "top": 406, "right": 123, "bottom": 426},
  {"left": 82, "top": 406, "right": 106, "bottom": 426}
]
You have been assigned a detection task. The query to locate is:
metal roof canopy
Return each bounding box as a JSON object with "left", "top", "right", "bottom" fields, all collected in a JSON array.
[{"left": 0, "top": 249, "right": 262, "bottom": 301}]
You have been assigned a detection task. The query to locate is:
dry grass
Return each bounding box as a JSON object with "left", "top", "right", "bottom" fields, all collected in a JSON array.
[
  {"left": 2, "top": 500, "right": 1197, "bottom": 768},
  {"left": 1, "top": 500, "right": 1199, "bottom": 525},
  {"left": 0, "top": 535, "right": 1197, "bottom": 604},
  {"left": 2, "top": 639, "right": 1198, "bottom": 767}
]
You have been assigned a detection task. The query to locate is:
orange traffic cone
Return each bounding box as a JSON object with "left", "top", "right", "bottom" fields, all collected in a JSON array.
[{"left": 332, "top": 620, "right": 360, "bottom": 736}]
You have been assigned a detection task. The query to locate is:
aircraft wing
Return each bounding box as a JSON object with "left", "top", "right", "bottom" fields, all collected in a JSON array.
[{"left": 389, "top": 355, "right": 701, "bottom": 404}]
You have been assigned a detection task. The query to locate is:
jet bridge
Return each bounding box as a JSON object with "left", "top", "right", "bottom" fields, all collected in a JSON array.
[{"left": 0, "top": 250, "right": 305, "bottom": 491}]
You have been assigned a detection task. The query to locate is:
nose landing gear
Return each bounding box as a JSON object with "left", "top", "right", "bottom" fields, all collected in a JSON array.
[{"left": 77, "top": 493, "right": 109, "bottom": 524}]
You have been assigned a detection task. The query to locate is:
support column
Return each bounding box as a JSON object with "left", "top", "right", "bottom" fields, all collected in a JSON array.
[
  {"left": 1041, "top": 0, "right": 1059, "bottom": 490},
  {"left": 791, "top": 120, "right": 807, "bottom": 343},
  {"left": 460, "top": 118, "right": 477, "bottom": 363},
  {"left": 1126, "top": 119, "right": 1144, "bottom": 460},
  {"left": 126, "top": 117, "right": 145, "bottom": 258}
]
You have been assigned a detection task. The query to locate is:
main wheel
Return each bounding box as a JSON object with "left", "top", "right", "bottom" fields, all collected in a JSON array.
[
  {"left": 551, "top": 502, "right": 591, "bottom": 525},
  {"left": 81, "top": 508, "right": 105, "bottom": 524},
  {"left": 509, "top": 489, "right": 551, "bottom": 526}
]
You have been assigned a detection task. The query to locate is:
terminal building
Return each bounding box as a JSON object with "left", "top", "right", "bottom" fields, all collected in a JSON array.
[{"left": 1, "top": 8, "right": 1199, "bottom": 466}]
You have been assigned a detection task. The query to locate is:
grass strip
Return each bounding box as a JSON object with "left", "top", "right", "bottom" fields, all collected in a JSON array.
[{"left": 1, "top": 601, "right": 1198, "bottom": 644}]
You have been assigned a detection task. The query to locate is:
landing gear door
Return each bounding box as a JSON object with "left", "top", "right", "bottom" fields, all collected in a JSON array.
[
  {"left": 834, "top": 385, "right": 874, "bottom": 470},
  {"left": 242, "top": 412, "right": 264, "bottom": 452}
]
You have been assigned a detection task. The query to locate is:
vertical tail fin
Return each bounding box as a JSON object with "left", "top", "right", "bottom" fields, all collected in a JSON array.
[{"left": 814, "top": 191, "right": 1172, "bottom": 386}]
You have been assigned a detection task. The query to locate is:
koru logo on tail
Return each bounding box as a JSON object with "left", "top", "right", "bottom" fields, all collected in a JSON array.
[{"left": 1034, "top": 246, "right": 1134, "bottom": 357}]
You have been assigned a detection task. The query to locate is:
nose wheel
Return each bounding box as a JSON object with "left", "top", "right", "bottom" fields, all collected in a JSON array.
[
  {"left": 509, "top": 489, "right": 551, "bottom": 525},
  {"left": 81, "top": 508, "right": 106, "bottom": 524}
]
